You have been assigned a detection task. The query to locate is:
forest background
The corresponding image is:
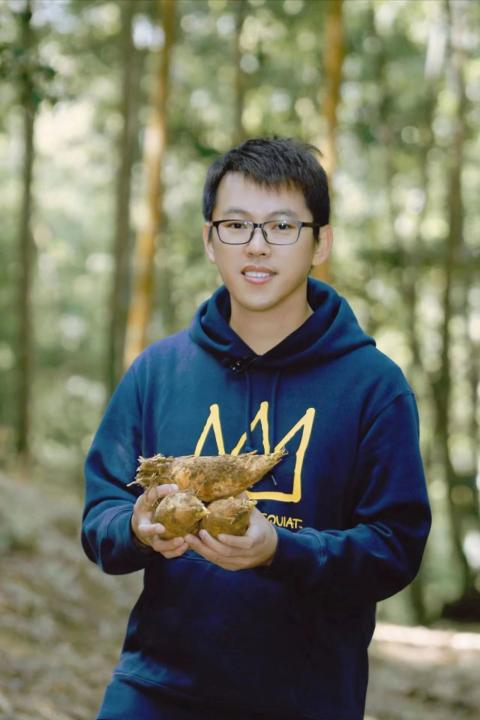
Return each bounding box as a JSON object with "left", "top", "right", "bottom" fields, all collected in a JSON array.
[{"left": 0, "top": 0, "right": 479, "bottom": 718}]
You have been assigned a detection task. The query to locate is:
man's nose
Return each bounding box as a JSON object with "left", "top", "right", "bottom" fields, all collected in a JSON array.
[{"left": 247, "top": 225, "right": 270, "bottom": 252}]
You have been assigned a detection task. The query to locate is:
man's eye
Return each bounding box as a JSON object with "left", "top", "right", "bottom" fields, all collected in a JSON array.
[
  {"left": 272, "top": 222, "right": 294, "bottom": 231},
  {"left": 225, "top": 221, "right": 248, "bottom": 230}
]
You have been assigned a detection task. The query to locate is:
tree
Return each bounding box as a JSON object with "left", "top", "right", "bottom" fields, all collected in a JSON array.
[
  {"left": 107, "top": 0, "right": 139, "bottom": 394},
  {"left": 435, "top": 0, "right": 476, "bottom": 607},
  {"left": 16, "top": 1, "right": 37, "bottom": 461},
  {"left": 233, "top": 0, "right": 248, "bottom": 145},
  {"left": 313, "top": 0, "right": 344, "bottom": 285},
  {"left": 123, "top": 0, "right": 176, "bottom": 369}
]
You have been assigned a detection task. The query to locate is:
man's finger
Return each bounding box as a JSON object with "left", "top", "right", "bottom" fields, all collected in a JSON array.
[
  {"left": 192, "top": 530, "right": 238, "bottom": 557},
  {"left": 138, "top": 522, "right": 166, "bottom": 537},
  {"left": 217, "top": 533, "right": 254, "bottom": 549},
  {"left": 185, "top": 532, "right": 217, "bottom": 555},
  {"left": 145, "top": 483, "right": 178, "bottom": 507},
  {"left": 185, "top": 533, "right": 258, "bottom": 570},
  {"left": 152, "top": 537, "right": 187, "bottom": 553},
  {"left": 161, "top": 542, "right": 189, "bottom": 558},
  {"left": 188, "top": 530, "right": 254, "bottom": 555}
]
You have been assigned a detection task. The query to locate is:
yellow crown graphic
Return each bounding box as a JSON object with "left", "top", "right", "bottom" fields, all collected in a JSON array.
[{"left": 194, "top": 401, "right": 315, "bottom": 503}]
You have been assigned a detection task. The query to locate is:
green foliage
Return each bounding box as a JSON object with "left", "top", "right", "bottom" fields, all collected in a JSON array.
[{"left": 0, "top": 10, "right": 59, "bottom": 109}]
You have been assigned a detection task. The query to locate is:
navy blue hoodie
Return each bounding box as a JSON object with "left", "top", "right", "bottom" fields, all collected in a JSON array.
[{"left": 82, "top": 278, "right": 431, "bottom": 720}]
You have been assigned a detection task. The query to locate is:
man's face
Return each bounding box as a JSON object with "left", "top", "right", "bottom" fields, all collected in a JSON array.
[{"left": 203, "top": 172, "right": 331, "bottom": 319}]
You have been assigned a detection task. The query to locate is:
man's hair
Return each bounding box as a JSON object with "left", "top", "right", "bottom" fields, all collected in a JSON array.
[{"left": 202, "top": 137, "right": 330, "bottom": 239}]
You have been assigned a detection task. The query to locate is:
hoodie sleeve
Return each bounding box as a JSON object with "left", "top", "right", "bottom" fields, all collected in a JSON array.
[
  {"left": 81, "top": 361, "right": 154, "bottom": 575},
  {"left": 263, "top": 392, "right": 431, "bottom": 607}
]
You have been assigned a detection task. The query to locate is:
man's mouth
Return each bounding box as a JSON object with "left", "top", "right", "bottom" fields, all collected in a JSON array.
[
  {"left": 241, "top": 266, "right": 276, "bottom": 280},
  {"left": 243, "top": 271, "right": 274, "bottom": 279}
]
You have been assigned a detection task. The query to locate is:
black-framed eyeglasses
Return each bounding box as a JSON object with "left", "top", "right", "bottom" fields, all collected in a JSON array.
[{"left": 209, "top": 219, "right": 320, "bottom": 246}]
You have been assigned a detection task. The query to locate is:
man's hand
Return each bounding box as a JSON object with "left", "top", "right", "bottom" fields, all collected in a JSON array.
[
  {"left": 185, "top": 507, "right": 278, "bottom": 571},
  {"left": 131, "top": 484, "right": 189, "bottom": 559}
]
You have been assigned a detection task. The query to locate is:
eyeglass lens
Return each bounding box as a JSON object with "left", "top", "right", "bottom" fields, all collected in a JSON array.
[{"left": 217, "top": 220, "right": 299, "bottom": 245}]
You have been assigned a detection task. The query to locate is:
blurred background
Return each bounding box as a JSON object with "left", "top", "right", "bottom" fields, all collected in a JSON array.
[{"left": 0, "top": 0, "right": 479, "bottom": 718}]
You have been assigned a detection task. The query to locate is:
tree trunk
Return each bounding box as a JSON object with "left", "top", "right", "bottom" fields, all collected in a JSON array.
[
  {"left": 123, "top": 0, "right": 175, "bottom": 369},
  {"left": 467, "top": 300, "right": 479, "bottom": 515},
  {"left": 16, "top": 1, "right": 36, "bottom": 462},
  {"left": 107, "top": 0, "right": 138, "bottom": 395},
  {"left": 321, "top": 0, "right": 344, "bottom": 179},
  {"left": 400, "top": 9, "right": 450, "bottom": 621},
  {"left": 233, "top": 0, "right": 247, "bottom": 145},
  {"left": 402, "top": 117, "right": 433, "bottom": 625},
  {"left": 313, "top": 0, "right": 344, "bottom": 285},
  {"left": 364, "top": 2, "right": 443, "bottom": 623},
  {"left": 434, "top": 0, "right": 473, "bottom": 596}
]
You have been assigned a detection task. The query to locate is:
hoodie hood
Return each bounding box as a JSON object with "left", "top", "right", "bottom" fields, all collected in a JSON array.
[{"left": 189, "top": 277, "right": 375, "bottom": 370}]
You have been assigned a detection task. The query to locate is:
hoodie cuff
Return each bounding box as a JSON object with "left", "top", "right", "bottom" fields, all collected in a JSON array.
[
  {"left": 260, "top": 527, "right": 328, "bottom": 585},
  {"left": 106, "top": 507, "right": 154, "bottom": 564}
]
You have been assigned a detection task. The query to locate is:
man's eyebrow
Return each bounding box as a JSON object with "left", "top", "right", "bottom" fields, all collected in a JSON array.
[
  {"left": 222, "top": 207, "right": 250, "bottom": 216},
  {"left": 265, "top": 209, "right": 299, "bottom": 219},
  {"left": 222, "top": 207, "right": 300, "bottom": 218}
]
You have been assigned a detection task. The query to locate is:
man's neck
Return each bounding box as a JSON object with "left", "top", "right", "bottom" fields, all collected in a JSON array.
[{"left": 229, "top": 301, "right": 314, "bottom": 356}]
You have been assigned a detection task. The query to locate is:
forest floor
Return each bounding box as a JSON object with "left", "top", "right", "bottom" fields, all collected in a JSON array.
[{"left": 0, "top": 470, "right": 479, "bottom": 720}]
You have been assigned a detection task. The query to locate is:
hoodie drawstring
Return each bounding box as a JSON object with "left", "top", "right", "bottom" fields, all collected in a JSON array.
[
  {"left": 265, "top": 369, "right": 281, "bottom": 487},
  {"left": 244, "top": 370, "right": 253, "bottom": 452}
]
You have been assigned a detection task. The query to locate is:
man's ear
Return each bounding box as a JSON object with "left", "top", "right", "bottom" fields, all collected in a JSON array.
[
  {"left": 311, "top": 224, "right": 333, "bottom": 268},
  {"left": 203, "top": 223, "right": 216, "bottom": 264}
]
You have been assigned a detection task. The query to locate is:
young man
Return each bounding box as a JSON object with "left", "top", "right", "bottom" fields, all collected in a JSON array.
[{"left": 82, "top": 137, "right": 431, "bottom": 720}]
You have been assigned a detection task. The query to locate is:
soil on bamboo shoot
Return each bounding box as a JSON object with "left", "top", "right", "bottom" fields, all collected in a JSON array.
[{"left": 131, "top": 449, "right": 286, "bottom": 501}]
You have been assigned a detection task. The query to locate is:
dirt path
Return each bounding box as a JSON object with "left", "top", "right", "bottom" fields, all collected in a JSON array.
[
  {"left": 1, "top": 472, "right": 479, "bottom": 719},
  {"left": 366, "top": 624, "right": 480, "bottom": 720}
]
